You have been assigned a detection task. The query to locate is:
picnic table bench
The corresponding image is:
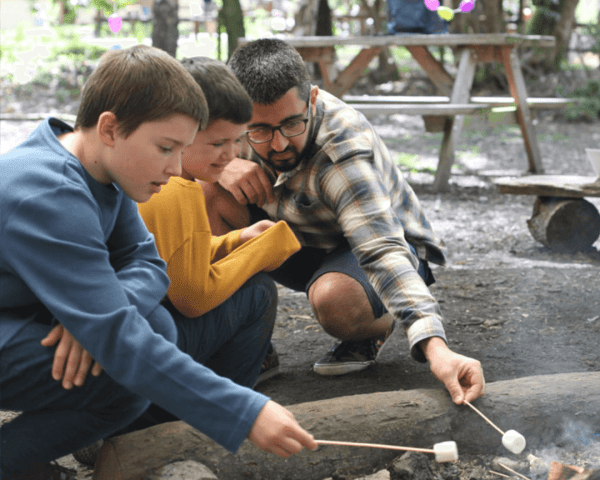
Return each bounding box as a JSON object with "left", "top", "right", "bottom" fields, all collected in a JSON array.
[
  {"left": 239, "top": 34, "right": 561, "bottom": 192},
  {"left": 495, "top": 175, "right": 600, "bottom": 250}
]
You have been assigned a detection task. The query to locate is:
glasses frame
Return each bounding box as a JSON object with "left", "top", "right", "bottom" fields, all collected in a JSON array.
[{"left": 246, "top": 99, "right": 311, "bottom": 145}]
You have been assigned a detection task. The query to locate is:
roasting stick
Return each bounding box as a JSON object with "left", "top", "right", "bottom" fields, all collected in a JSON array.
[
  {"left": 498, "top": 462, "right": 532, "bottom": 480},
  {"left": 315, "top": 440, "right": 434, "bottom": 454},
  {"left": 489, "top": 471, "right": 511, "bottom": 478},
  {"left": 464, "top": 400, "right": 504, "bottom": 435},
  {"left": 315, "top": 439, "right": 459, "bottom": 462},
  {"left": 464, "top": 401, "right": 527, "bottom": 454}
]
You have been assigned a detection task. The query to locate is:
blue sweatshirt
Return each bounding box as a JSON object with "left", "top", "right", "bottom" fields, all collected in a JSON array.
[{"left": 0, "top": 118, "right": 269, "bottom": 452}]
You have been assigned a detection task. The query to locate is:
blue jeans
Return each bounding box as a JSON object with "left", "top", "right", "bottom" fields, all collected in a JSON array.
[
  {"left": 126, "top": 272, "right": 277, "bottom": 430},
  {"left": 0, "top": 273, "right": 276, "bottom": 477}
]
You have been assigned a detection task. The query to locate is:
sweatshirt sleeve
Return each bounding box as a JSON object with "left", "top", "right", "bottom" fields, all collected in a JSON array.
[
  {"left": 2, "top": 186, "right": 269, "bottom": 452},
  {"left": 169, "top": 221, "right": 301, "bottom": 318},
  {"left": 107, "top": 198, "right": 169, "bottom": 317}
]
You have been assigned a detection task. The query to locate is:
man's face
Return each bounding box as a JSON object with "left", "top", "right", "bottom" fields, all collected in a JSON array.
[
  {"left": 247, "top": 86, "right": 316, "bottom": 173},
  {"left": 106, "top": 114, "right": 199, "bottom": 202}
]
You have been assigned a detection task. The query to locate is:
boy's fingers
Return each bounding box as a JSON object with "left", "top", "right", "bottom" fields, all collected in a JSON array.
[
  {"left": 73, "top": 351, "right": 93, "bottom": 387},
  {"left": 51, "top": 334, "right": 72, "bottom": 381},
  {"left": 62, "top": 343, "right": 83, "bottom": 389},
  {"left": 91, "top": 361, "right": 103, "bottom": 377},
  {"left": 41, "top": 324, "right": 63, "bottom": 347},
  {"left": 255, "top": 169, "right": 273, "bottom": 204}
]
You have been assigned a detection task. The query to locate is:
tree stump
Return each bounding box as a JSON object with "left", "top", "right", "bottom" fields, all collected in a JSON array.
[{"left": 527, "top": 196, "right": 600, "bottom": 250}]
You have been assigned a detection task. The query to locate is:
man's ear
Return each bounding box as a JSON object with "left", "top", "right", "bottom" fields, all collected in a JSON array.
[
  {"left": 310, "top": 85, "right": 319, "bottom": 113},
  {"left": 97, "top": 112, "right": 120, "bottom": 147}
]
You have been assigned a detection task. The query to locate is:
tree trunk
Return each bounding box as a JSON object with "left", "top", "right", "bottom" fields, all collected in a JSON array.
[
  {"left": 221, "top": 0, "right": 245, "bottom": 61},
  {"left": 93, "top": 372, "right": 600, "bottom": 480},
  {"left": 152, "top": 0, "right": 179, "bottom": 58},
  {"left": 315, "top": 0, "right": 333, "bottom": 36},
  {"left": 451, "top": 0, "right": 503, "bottom": 34},
  {"left": 361, "top": 0, "right": 400, "bottom": 83},
  {"left": 526, "top": 0, "right": 581, "bottom": 69}
]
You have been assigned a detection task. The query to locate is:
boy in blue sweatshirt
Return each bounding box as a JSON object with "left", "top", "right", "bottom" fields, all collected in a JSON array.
[{"left": 0, "top": 45, "right": 316, "bottom": 479}]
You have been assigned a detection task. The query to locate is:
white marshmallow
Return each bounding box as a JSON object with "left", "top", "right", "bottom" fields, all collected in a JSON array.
[
  {"left": 433, "top": 441, "right": 459, "bottom": 463},
  {"left": 502, "top": 430, "right": 526, "bottom": 454}
]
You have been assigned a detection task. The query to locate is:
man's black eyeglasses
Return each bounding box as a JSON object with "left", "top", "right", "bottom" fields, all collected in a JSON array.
[{"left": 246, "top": 99, "right": 310, "bottom": 144}]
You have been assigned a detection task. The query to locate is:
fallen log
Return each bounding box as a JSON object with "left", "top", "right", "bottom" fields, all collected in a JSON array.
[
  {"left": 527, "top": 196, "right": 600, "bottom": 250},
  {"left": 93, "top": 372, "right": 600, "bottom": 480}
]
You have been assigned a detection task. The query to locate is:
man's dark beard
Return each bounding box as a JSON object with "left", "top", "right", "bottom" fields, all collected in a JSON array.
[{"left": 262, "top": 145, "right": 302, "bottom": 173}]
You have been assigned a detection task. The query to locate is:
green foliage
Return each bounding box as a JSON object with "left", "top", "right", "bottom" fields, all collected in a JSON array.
[
  {"left": 88, "top": 0, "right": 137, "bottom": 15},
  {"left": 133, "top": 21, "right": 151, "bottom": 44},
  {"left": 50, "top": 35, "right": 108, "bottom": 62},
  {"left": 394, "top": 152, "right": 438, "bottom": 174},
  {"left": 582, "top": 23, "right": 600, "bottom": 55},
  {"left": 566, "top": 79, "right": 600, "bottom": 122}
]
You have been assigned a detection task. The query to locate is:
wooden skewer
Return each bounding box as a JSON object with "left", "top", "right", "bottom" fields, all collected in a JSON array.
[
  {"left": 464, "top": 400, "right": 505, "bottom": 436},
  {"left": 315, "top": 439, "right": 434, "bottom": 454},
  {"left": 498, "top": 462, "right": 532, "bottom": 480},
  {"left": 489, "top": 470, "right": 511, "bottom": 478}
]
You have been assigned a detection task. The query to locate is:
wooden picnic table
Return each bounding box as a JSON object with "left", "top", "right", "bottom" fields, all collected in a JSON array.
[{"left": 238, "top": 34, "right": 557, "bottom": 192}]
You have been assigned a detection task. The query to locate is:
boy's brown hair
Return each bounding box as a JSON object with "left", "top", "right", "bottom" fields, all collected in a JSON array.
[
  {"left": 75, "top": 45, "right": 209, "bottom": 138},
  {"left": 180, "top": 56, "right": 252, "bottom": 126}
]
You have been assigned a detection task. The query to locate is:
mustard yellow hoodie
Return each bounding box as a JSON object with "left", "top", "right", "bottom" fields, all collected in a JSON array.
[{"left": 138, "top": 177, "right": 301, "bottom": 318}]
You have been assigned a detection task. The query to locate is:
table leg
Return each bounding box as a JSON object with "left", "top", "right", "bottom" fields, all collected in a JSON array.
[
  {"left": 433, "top": 48, "right": 477, "bottom": 192},
  {"left": 500, "top": 46, "right": 544, "bottom": 174},
  {"left": 405, "top": 46, "right": 453, "bottom": 96},
  {"left": 328, "top": 47, "right": 383, "bottom": 97}
]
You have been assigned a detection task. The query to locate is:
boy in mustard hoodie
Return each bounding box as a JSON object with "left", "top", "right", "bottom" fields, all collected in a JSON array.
[{"left": 137, "top": 56, "right": 301, "bottom": 406}]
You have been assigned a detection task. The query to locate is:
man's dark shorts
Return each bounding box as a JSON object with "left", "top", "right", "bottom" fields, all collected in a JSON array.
[{"left": 250, "top": 205, "right": 435, "bottom": 319}]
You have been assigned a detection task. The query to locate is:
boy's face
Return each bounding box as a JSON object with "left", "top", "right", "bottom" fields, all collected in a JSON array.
[
  {"left": 107, "top": 114, "right": 199, "bottom": 202},
  {"left": 181, "top": 119, "right": 247, "bottom": 183}
]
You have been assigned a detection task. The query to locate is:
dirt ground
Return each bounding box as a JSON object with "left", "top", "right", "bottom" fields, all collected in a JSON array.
[{"left": 1, "top": 77, "right": 600, "bottom": 479}]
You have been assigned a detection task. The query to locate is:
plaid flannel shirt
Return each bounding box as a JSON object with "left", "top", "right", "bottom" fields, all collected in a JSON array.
[{"left": 247, "top": 89, "right": 449, "bottom": 361}]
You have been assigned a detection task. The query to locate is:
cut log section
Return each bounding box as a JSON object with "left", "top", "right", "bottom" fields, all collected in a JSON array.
[
  {"left": 92, "top": 372, "right": 600, "bottom": 480},
  {"left": 527, "top": 196, "right": 600, "bottom": 250}
]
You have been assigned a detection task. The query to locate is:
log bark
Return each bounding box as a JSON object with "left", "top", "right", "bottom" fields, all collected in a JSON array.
[
  {"left": 527, "top": 196, "right": 600, "bottom": 250},
  {"left": 93, "top": 372, "right": 600, "bottom": 480}
]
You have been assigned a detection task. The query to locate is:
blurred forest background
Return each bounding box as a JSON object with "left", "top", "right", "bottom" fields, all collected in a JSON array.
[{"left": 1, "top": 0, "right": 599, "bottom": 120}]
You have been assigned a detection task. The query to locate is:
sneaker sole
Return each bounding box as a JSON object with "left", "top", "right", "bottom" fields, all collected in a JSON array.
[
  {"left": 254, "top": 365, "right": 281, "bottom": 387},
  {"left": 313, "top": 359, "right": 375, "bottom": 376}
]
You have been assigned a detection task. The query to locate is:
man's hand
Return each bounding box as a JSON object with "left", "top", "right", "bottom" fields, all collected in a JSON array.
[
  {"left": 41, "top": 324, "right": 103, "bottom": 390},
  {"left": 240, "top": 220, "right": 276, "bottom": 243},
  {"left": 247, "top": 400, "right": 318, "bottom": 458},
  {"left": 219, "top": 158, "right": 273, "bottom": 207},
  {"left": 420, "top": 337, "right": 485, "bottom": 404}
]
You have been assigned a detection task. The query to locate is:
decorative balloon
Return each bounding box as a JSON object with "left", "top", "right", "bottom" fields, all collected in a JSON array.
[
  {"left": 108, "top": 13, "right": 122, "bottom": 33},
  {"left": 108, "top": 0, "right": 122, "bottom": 49},
  {"left": 424, "top": 0, "right": 475, "bottom": 21}
]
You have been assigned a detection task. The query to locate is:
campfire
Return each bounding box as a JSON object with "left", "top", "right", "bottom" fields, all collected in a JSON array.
[{"left": 386, "top": 418, "right": 600, "bottom": 480}]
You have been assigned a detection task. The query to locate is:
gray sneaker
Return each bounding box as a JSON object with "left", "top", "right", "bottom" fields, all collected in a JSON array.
[
  {"left": 72, "top": 439, "right": 103, "bottom": 467},
  {"left": 313, "top": 320, "right": 396, "bottom": 376},
  {"left": 254, "top": 344, "right": 280, "bottom": 387}
]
